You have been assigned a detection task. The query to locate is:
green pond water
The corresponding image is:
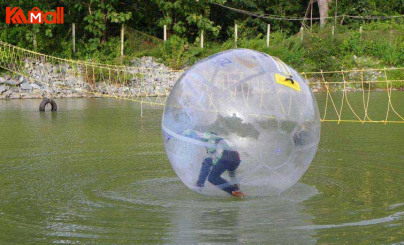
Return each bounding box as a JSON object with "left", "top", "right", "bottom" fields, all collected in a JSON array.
[{"left": 0, "top": 92, "right": 403, "bottom": 244}]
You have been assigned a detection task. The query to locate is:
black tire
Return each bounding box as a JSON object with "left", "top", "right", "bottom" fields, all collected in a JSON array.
[{"left": 39, "top": 98, "right": 57, "bottom": 112}]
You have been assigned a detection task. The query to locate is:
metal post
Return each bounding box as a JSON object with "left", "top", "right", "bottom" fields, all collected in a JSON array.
[
  {"left": 140, "top": 102, "right": 143, "bottom": 117},
  {"left": 266, "top": 24, "right": 270, "bottom": 47},
  {"left": 121, "top": 24, "right": 124, "bottom": 57},
  {"left": 310, "top": 0, "right": 313, "bottom": 30},
  {"left": 164, "top": 25, "right": 167, "bottom": 41},
  {"left": 72, "top": 23, "right": 76, "bottom": 53},
  {"left": 234, "top": 24, "right": 237, "bottom": 48},
  {"left": 300, "top": 27, "right": 304, "bottom": 42},
  {"left": 235, "top": 24, "right": 238, "bottom": 47},
  {"left": 200, "top": 30, "right": 204, "bottom": 48}
]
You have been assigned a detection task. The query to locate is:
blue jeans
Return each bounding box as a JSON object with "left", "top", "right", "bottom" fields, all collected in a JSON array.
[{"left": 196, "top": 157, "right": 240, "bottom": 194}]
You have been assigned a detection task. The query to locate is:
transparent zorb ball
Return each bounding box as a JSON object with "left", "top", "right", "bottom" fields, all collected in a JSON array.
[{"left": 162, "top": 49, "right": 320, "bottom": 196}]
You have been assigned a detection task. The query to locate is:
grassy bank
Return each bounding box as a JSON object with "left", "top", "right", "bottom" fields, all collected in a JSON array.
[
  {"left": 44, "top": 22, "right": 403, "bottom": 71},
  {"left": 1, "top": 22, "right": 403, "bottom": 89},
  {"left": 145, "top": 23, "right": 404, "bottom": 71},
  {"left": 65, "top": 22, "right": 404, "bottom": 87}
]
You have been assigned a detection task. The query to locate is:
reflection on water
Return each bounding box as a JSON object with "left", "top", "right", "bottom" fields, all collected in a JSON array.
[
  {"left": 103, "top": 178, "right": 318, "bottom": 244},
  {"left": 0, "top": 94, "right": 403, "bottom": 244},
  {"left": 297, "top": 210, "right": 404, "bottom": 230}
]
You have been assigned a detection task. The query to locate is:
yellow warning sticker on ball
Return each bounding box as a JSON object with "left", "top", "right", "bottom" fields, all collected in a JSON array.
[{"left": 275, "top": 73, "right": 301, "bottom": 92}]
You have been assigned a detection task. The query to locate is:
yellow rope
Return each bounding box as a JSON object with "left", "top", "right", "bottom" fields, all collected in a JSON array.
[
  {"left": 0, "top": 41, "right": 403, "bottom": 124},
  {"left": 342, "top": 71, "right": 363, "bottom": 123},
  {"left": 384, "top": 67, "right": 404, "bottom": 121},
  {"left": 321, "top": 119, "right": 404, "bottom": 124},
  {"left": 301, "top": 67, "right": 404, "bottom": 75}
]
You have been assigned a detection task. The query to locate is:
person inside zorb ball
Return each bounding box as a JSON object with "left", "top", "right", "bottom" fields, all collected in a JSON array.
[{"left": 162, "top": 49, "right": 320, "bottom": 197}]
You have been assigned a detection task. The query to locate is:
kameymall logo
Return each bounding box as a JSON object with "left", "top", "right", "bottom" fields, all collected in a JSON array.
[{"left": 6, "top": 7, "right": 64, "bottom": 24}]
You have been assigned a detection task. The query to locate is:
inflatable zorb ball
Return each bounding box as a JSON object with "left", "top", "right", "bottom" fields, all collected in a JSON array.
[{"left": 162, "top": 49, "right": 320, "bottom": 196}]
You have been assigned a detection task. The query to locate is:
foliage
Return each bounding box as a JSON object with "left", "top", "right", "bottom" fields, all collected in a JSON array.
[
  {"left": 154, "top": 0, "right": 223, "bottom": 40},
  {"left": 79, "top": 0, "right": 131, "bottom": 50},
  {"left": 0, "top": 0, "right": 403, "bottom": 74},
  {"left": 159, "top": 35, "right": 192, "bottom": 69}
]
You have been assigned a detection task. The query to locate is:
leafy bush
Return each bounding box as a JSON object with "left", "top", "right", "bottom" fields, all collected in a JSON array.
[
  {"left": 339, "top": 33, "right": 364, "bottom": 57},
  {"left": 160, "top": 35, "right": 192, "bottom": 69}
]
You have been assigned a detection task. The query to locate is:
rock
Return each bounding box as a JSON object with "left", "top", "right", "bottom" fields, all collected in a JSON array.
[
  {"left": 34, "top": 82, "right": 44, "bottom": 89},
  {"left": 45, "top": 64, "right": 52, "bottom": 72},
  {"left": 0, "top": 85, "right": 7, "bottom": 94},
  {"left": 4, "top": 79, "right": 20, "bottom": 86},
  {"left": 60, "top": 66, "right": 66, "bottom": 75},
  {"left": 21, "top": 93, "right": 33, "bottom": 99},
  {"left": 10, "top": 92, "right": 21, "bottom": 99},
  {"left": 106, "top": 86, "right": 116, "bottom": 94},
  {"left": 31, "top": 83, "right": 41, "bottom": 90},
  {"left": 66, "top": 78, "right": 76, "bottom": 86},
  {"left": 3, "top": 90, "right": 12, "bottom": 98},
  {"left": 44, "top": 88, "right": 53, "bottom": 94},
  {"left": 54, "top": 81, "right": 65, "bottom": 87},
  {"left": 130, "top": 88, "right": 139, "bottom": 94},
  {"left": 83, "top": 84, "right": 93, "bottom": 91},
  {"left": 0, "top": 55, "right": 185, "bottom": 99},
  {"left": 118, "top": 87, "right": 129, "bottom": 94},
  {"left": 20, "top": 83, "right": 32, "bottom": 90},
  {"left": 30, "top": 89, "right": 42, "bottom": 95},
  {"left": 97, "top": 88, "right": 106, "bottom": 94}
]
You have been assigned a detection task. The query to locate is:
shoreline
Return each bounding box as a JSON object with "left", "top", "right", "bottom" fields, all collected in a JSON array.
[
  {"left": 1, "top": 87, "right": 403, "bottom": 100},
  {"left": 0, "top": 56, "right": 181, "bottom": 100},
  {"left": 1, "top": 56, "right": 402, "bottom": 100}
]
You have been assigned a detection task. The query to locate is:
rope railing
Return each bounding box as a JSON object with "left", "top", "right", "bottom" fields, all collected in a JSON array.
[
  {"left": 0, "top": 41, "right": 403, "bottom": 124},
  {"left": 213, "top": 3, "right": 404, "bottom": 21},
  {"left": 302, "top": 68, "right": 404, "bottom": 124}
]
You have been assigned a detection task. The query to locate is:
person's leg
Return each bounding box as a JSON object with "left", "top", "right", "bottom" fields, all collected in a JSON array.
[
  {"left": 228, "top": 159, "right": 241, "bottom": 189},
  {"left": 196, "top": 157, "right": 212, "bottom": 187},
  {"left": 208, "top": 159, "right": 238, "bottom": 194},
  {"left": 228, "top": 158, "right": 240, "bottom": 172}
]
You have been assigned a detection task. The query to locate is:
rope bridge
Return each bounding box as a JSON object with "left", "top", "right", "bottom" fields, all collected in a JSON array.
[
  {"left": 0, "top": 41, "right": 403, "bottom": 124},
  {"left": 302, "top": 69, "right": 404, "bottom": 124}
]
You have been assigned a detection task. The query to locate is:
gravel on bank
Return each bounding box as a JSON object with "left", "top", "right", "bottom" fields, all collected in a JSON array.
[
  {"left": 0, "top": 56, "right": 182, "bottom": 99},
  {"left": 1, "top": 57, "right": 401, "bottom": 99}
]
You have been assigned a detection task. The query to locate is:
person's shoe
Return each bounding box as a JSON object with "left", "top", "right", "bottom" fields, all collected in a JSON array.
[
  {"left": 196, "top": 183, "right": 204, "bottom": 188},
  {"left": 232, "top": 190, "right": 246, "bottom": 198}
]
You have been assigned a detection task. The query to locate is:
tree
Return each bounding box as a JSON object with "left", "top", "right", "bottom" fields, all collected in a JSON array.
[
  {"left": 82, "top": 0, "right": 131, "bottom": 47},
  {"left": 154, "top": 0, "right": 223, "bottom": 40},
  {"left": 317, "top": 0, "right": 332, "bottom": 28}
]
